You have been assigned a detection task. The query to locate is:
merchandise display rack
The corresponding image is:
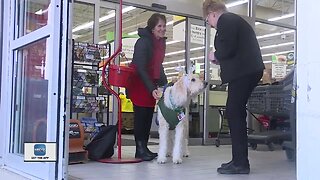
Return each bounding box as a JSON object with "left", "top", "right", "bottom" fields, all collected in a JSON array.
[{"left": 71, "top": 41, "right": 111, "bottom": 123}]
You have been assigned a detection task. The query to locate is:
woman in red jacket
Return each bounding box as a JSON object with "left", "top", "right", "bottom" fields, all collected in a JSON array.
[{"left": 128, "top": 13, "right": 168, "bottom": 161}]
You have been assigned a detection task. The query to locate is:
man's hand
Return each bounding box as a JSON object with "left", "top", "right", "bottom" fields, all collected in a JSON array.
[{"left": 209, "top": 51, "right": 219, "bottom": 65}]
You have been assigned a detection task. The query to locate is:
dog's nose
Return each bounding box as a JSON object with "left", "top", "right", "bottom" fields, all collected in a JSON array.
[{"left": 203, "top": 81, "right": 208, "bottom": 87}]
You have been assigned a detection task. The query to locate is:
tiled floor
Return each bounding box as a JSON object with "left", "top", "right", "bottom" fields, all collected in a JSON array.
[{"left": 68, "top": 142, "right": 296, "bottom": 180}]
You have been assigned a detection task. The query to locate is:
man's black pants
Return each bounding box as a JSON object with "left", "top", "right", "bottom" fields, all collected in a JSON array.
[{"left": 225, "top": 71, "right": 263, "bottom": 166}]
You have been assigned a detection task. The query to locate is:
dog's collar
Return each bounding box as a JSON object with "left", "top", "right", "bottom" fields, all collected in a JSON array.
[{"left": 169, "top": 88, "right": 185, "bottom": 113}]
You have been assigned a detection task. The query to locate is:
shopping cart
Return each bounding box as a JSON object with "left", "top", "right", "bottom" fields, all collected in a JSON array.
[{"left": 246, "top": 69, "right": 295, "bottom": 153}]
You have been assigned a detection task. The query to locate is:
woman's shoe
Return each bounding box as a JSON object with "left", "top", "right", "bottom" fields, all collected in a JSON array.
[
  {"left": 146, "top": 148, "right": 158, "bottom": 157},
  {"left": 135, "top": 141, "right": 156, "bottom": 161}
]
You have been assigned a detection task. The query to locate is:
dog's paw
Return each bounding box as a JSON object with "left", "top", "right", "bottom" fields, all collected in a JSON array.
[
  {"left": 157, "top": 157, "right": 167, "bottom": 164},
  {"left": 183, "top": 151, "right": 190, "bottom": 157},
  {"left": 172, "top": 157, "right": 183, "bottom": 164}
]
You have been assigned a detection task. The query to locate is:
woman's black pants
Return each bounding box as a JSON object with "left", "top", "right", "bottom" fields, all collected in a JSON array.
[{"left": 133, "top": 105, "right": 154, "bottom": 142}]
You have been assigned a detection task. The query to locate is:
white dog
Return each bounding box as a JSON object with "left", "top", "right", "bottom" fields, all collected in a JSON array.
[{"left": 157, "top": 74, "right": 207, "bottom": 164}]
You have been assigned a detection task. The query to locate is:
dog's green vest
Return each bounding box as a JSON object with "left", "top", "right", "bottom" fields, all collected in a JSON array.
[{"left": 157, "top": 96, "right": 185, "bottom": 130}]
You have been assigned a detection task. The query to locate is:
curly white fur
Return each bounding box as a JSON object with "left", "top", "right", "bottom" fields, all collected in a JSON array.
[{"left": 157, "top": 74, "right": 207, "bottom": 164}]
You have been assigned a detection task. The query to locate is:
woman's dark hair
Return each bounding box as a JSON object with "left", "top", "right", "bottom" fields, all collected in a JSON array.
[{"left": 146, "top": 13, "right": 166, "bottom": 32}]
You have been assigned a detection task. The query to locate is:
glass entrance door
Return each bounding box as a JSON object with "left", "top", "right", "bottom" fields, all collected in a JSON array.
[
  {"left": 186, "top": 18, "right": 212, "bottom": 145},
  {"left": 1, "top": 0, "right": 69, "bottom": 179}
]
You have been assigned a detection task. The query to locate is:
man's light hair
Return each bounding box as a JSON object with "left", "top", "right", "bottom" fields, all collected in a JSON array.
[{"left": 202, "top": 0, "right": 227, "bottom": 18}]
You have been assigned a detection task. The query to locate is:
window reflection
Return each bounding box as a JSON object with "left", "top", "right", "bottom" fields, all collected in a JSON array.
[
  {"left": 13, "top": 39, "right": 48, "bottom": 153},
  {"left": 16, "top": 0, "right": 50, "bottom": 37},
  {"left": 255, "top": 23, "right": 295, "bottom": 83},
  {"left": 72, "top": 2, "right": 94, "bottom": 43},
  {"left": 256, "top": 0, "right": 295, "bottom": 26}
]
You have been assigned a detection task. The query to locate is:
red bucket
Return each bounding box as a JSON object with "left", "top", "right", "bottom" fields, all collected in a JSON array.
[{"left": 108, "top": 65, "right": 135, "bottom": 87}]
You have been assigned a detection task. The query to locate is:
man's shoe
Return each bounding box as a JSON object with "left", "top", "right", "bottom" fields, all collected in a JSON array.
[
  {"left": 221, "top": 160, "right": 233, "bottom": 168},
  {"left": 217, "top": 164, "right": 250, "bottom": 174}
]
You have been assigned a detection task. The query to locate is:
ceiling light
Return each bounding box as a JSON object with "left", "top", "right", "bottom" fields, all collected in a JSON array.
[
  {"left": 166, "top": 72, "right": 180, "bottom": 76},
  {"left": 72, "top": 22, "right": 94, "bottom": 33},
  {"left": 166, "top": 20, "right": 174, "bottom": 25},
  {"left": 35, "top": 9, "right": 48, "bottom": 15},
  {"left": 191, "top": 56, "right": 204, "bottom": 60},
  {"left": 165, "top": 46, "right": 204, "bottom": 56},
  {"left": 162, "top": 56, "right": 204, "bottom": 65},
  {"left": 72, "top": 6, "right": 136, "bottom": 33},
  {"left": 255, "top": 13, "right": 295, "bottom": 26},
  {"left": 257, "top": 30, "right": 294, "bottom": 39},
  {"left": 262, "top": 50, "right": 294, "bottom": 57},
  {"left": 165, "top": 50, "right": 185, "bottom": 56},
  {"left": 191, "top": 46, "right": 205, "bottom": 51},
  {"left": 126, "top": 20, "right": 177, "bottom": 36},
  {"left": 164, "top": 67, "right": 178, "bottom": 71},
  {"left": 128, "top": 31, "right": 138, "bottom": 35},
  {"left": 119, "top": 53, "right": 203, "bottom": 66},
  {"left": 226, "top": 0, "right": 248, "bottom": 8},
  {"left": 164, "top": 66, "right": 185, "bottom": 71},
  {"left": 268, "top": 13, "right": 295, "bottom": 21},
  {"left": 98, "top": 40, "right": 108, "bottom": 44},
  {"left": 260, "top": 42, "right": 294, "bottom": 50},
  {"left": 163, "top": 59, "right": 185, "bottom": 65},
  {"left": 166, "top": 40, "right": 180, "bottom": 45}
]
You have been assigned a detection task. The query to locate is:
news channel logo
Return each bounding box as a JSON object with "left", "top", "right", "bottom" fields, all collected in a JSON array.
[
  {"left": 34, "top": 144, "right": 46, "bottom": 156},
  {"left": 24, "top": 143, "right": 56, "bottom": 162}
]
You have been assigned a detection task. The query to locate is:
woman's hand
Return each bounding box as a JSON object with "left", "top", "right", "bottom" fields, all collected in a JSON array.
[{"left": 152, "top": 89, "right": 162, "bottom": 100}]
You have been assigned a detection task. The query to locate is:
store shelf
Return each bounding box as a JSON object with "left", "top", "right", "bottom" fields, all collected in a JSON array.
[{"left": 71, "top": 40, "right": 111, "bottom": 122}]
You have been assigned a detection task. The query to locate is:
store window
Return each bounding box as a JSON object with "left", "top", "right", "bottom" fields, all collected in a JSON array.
[
  {"left": 255, "top": 22, "right": 295, "bottom": 83},
  {"left": 163, "top": 14, "right": 186, "bottom": 81},
  {"left": 12, "top": 39, "right": 48, "bottom": 154},
  {"left": 225, "top": 0, "right": 248, "bottom": 16},
  {"left": 15, "top": 0, "right": 50, "bottom": 37},
  {"left": 255, "top": 0, "right": 295, "bottom": 26},
  {"left": 99, "top": 7, "right": 116, "bottom": 45},
  {"left": 72, "top": 2, "right": 94, "bottom": 43}
]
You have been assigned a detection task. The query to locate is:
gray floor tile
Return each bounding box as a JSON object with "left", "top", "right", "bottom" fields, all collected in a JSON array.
[{"left": 68, "top": 145, "right": 296, "bottom": 180}]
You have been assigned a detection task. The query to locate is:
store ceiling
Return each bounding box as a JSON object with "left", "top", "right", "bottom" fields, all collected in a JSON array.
[{"left": 71, "top": 0, "right": 295, "bottom": 79}]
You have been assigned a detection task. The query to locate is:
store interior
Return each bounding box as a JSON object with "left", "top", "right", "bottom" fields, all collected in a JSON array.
[
  {"left": 68, "top": 0, "right": 295, "bottom": 138},
  {"left": 20, "top": 0, "right": 297, "bottom": 179},
  {"left": 0, "top": 0, "right": 297, "bottom": 179}
]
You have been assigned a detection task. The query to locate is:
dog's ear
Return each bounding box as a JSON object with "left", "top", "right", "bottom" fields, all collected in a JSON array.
[
  {"left": 182, "top": 74, "right": 189, "bottom": 87},
  {"left": 187, "top": 65, "right": 195, "bottom": 74},
  {"left": 170, "top": 77, "right": 189, "bottom": 106},
  {"left": 175, "top": 77, "right": 186, "bottom": 91},
  {"left": 174, "top": 77, "right": 188, "bottom": 96}
]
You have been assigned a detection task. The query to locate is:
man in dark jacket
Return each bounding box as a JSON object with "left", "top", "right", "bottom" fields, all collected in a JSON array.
[{"left": 203, "top": 0, "right": 265, "bottom": 174}]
